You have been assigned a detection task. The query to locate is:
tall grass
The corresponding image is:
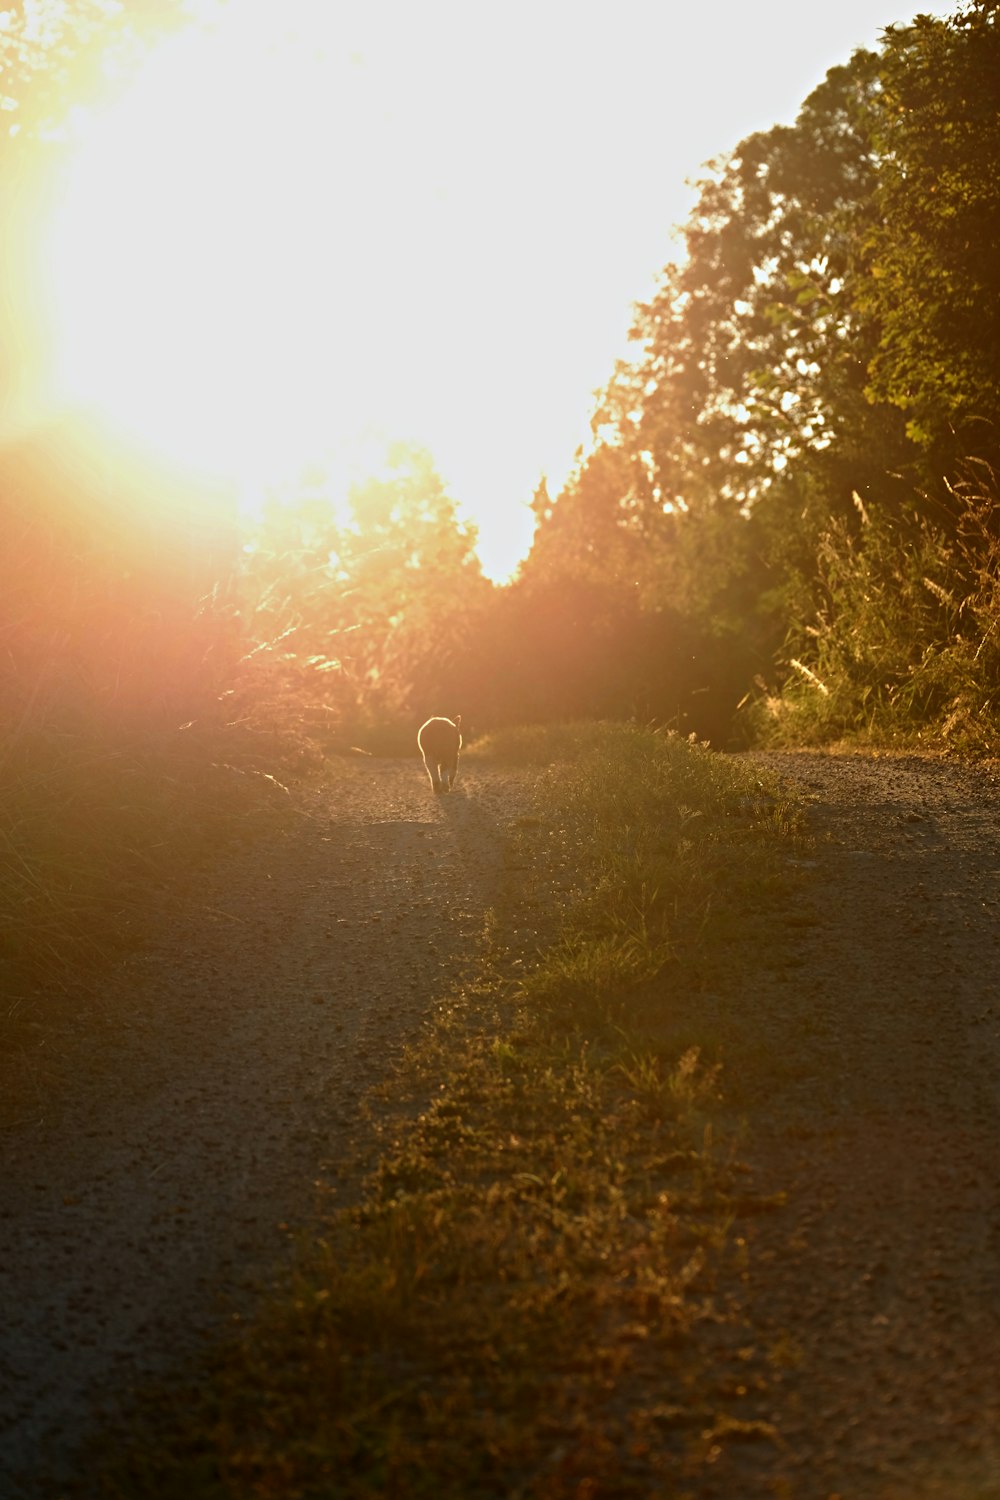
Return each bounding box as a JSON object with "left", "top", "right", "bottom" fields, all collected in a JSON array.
[{"left": 751, "top": 460, "right": 1000, "bottom": 751}]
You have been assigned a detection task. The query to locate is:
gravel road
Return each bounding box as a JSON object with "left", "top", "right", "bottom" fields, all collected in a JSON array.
[
  {"left": 0, "top": 757, "right": 539, "bottom": 1497},
  {"left": 2, "top": 748, "right": 1000, "bottom": 1499},
  {"left": 710, "top": 750, "right": 1000, "bottom": 1500}
]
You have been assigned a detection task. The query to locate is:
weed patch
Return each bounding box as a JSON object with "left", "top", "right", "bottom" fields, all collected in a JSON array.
[{"left": 750, "top": 460, "right": 1000, "bottom": 753}]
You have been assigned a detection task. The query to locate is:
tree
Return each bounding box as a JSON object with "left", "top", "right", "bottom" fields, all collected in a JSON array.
[
  {"left": 343, "top": 444, "right": 492, "bottom": 723},
  {"left": 598, "top": 44, "right": 923, "bottom": 528},
  {"left": 494, "top": 7, "right": 1000, "bottom": 746},
  {"left": 860, "top": 2, "right": 1000, "bottom": 460},
  {"left": 0, "top": 1, "right": 182, "bottom": 144},
  {"left": 242, "top": 444, "right": 493, "bottom": 742},
  {"left": 519, "top": 445, "right": 655, "bottom": 590},
  {"left": 0, "top": 1, "right": 187, "bottom": 408}
]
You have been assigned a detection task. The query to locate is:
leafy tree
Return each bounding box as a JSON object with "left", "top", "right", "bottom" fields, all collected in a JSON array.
[
  {"left": 341, "top": 443, "right": 490, "bottom": 718},
  {"left": 519, "top": 445, "right": 655, "bottom": 590},
  {"left": 241, "top": 444, "right": 492, "bottom": 744},
  {"left": 0, "top": 1, "right": 121, "bottom": 140},
  {"left": 0, "top": 1, "right": 186, "bottom": 138},
  {"left": 486, "top": 443, "right": 768, "bottom": 742},
  {"left": 0, "top": 1, "right": 187, "bottom": 409},
  {"left": 529, "top": 28, "right": 1000, "bottom": 743},
  {"left": 598, "top": 45, "right": 913, "bottom": 522},
  {"left": 860, "top": 2, "right": 1000, "bottom": 459}
]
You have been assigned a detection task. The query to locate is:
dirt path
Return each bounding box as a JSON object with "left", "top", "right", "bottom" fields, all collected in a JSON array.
[
  {"left": 3, "top": 750, "right": 1000, "bottom": 1499},
  {"left": 708, "top": 751, "right": 1000, "bottom": 1500},
  {"left": 0, "top": 758, "right": 540, "bottom": 1497}
]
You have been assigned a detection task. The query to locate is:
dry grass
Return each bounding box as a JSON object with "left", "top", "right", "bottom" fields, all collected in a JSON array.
[{"left": 752, "top": 459, "right": 1000, "bottom": 754}]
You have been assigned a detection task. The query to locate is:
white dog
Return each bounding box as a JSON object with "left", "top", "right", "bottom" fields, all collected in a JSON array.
[{"left": 418, "top": 715, "right": 462, "bottom": 793}]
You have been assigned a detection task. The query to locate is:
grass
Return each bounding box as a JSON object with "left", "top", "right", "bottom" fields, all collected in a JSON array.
[
  {"left": 89, "top": 723, "right": 801, "bottom": 1499},
  {"left": 748, "top": 461, "right": 1000, "bottom": 755}
]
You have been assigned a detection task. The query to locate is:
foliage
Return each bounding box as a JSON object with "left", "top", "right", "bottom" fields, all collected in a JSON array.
[
  {"left": 600, "top": 2, "right": 998, "bottom": 512},
  {"left": 749, "top": 461, "right": 1000, "bottom": 751},
  {"left": 507, "top": 41, "right": 915, "bottom": 747},
  {"left": 521, "top": 2, "right": 1000, "bottom": 750},
  {"left": 239, "top": 443, "right": 492, "bottom": 751},
  {"left": 487, "top": 445, "right": 776, "bottom": 744},
  {"left": 89, "top": 725, "right": 800, "bottom": 1499},
  {"left": 0, "top": 0, "right": 190, "bottom": 140},
  {"left": 0, "top": 1, "right": 132, "bottom": 142},
  {"left": 522, "top": 445, "right": 654, "bottom": 585},
  {"left": 860, "top": 2, "right": 1000, "bottom": 458},
  {"left": 596, "top": 44, "right": 910, "bottom": 521}
]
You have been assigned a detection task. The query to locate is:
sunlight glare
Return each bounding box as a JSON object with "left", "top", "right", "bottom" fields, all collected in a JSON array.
[
  {"left": 44, "top": 1, "right": 537, "bottom": 577},
  {"left": 38, "top": 0, "right": 654, "bottom": 582},
  {"left": 37, "top": 0, "right": 964, "bottom": 583},
  {"left": 46, "top": 10, "right": 379, "bottom": 480}
]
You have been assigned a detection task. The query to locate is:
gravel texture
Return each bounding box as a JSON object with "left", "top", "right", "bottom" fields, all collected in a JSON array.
[
  {"left": 0, "top": 757, "right": 539, "bottom": 1497},
  {"left": 3, "top": 749, "right": 1000, "bottom": 1499},
  {"left": 704, "top": 750, "right": 1000, "bottom": 1500}
]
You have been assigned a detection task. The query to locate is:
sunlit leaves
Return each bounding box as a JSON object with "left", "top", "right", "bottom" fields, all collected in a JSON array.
[
  {"left": 0, "top": 0, "right": 180, "bottom": 144},
  {"left": 241, "top": 443, "right": 491, "bottom": 734},
  {"left": 605, "top": 5, "right": 1000, "bottom": 526},
  {"left": 860, "top": 3, "right": 1000, "bottom": 457}
]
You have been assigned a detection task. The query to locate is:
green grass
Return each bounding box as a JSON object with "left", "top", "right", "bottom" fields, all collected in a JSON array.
[{"left": 91, "top": 723, "right": 801, "bottom": 1499}]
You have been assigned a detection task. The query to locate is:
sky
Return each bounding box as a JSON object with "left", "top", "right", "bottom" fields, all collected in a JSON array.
[{"left": 41, "top": 0, "right": 958, "bottom": 579}]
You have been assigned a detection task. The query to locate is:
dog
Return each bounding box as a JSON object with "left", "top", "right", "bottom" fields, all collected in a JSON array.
[{"left": 418, "top": 715, "right": 462, "bottom": 793}]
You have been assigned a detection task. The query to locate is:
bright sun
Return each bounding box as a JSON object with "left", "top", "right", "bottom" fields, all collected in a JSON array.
[
  {"left": 47, "top": 10, "right": 388, "bottom": 475},
  {"left": 41, "top": 3, "right": 537, "bottom": 578}
]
